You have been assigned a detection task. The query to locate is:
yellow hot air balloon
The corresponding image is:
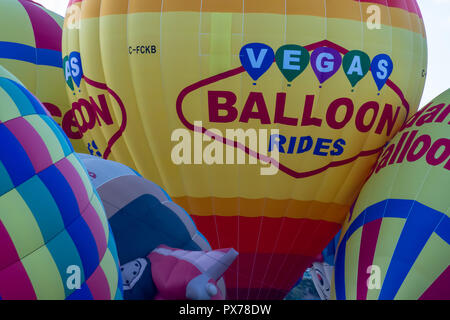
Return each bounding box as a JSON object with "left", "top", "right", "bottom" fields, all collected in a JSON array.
[
  {"left": 332, "top": 89, "right": 450, "bottom": 300},
  {"left": 0, "top": 0, "right": 85, "bottom": 152},
  {"left": 62, "top": 0, "right": 427, "bottom": 299}
]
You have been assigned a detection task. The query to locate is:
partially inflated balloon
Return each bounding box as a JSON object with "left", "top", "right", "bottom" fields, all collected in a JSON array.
[
  {"left": 0, "top": 66, "right": 122, "bottom": 300},
  {"left": 332, "top": 89, "right": 450, "bottom": 300},
  {"left": 78, "top": 154, "right": 229, "bottom": 299},
  {"left": 77, "top": 153, "right": 212, "bottom": 254},
  {"left": 0, "top": 0, "right": 85, "bottom": 152},
  {"left": 63, "top": 0, "right": 427, "bottom": 299}
]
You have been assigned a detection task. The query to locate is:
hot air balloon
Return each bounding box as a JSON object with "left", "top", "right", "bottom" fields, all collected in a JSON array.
[
  {"left": 0, "top": 0, "right": 85, "bottom": 152},
  {"left": 332, "top": 89, "right": 450, "bottom": 300},
  {"left": 78, "top": 154, "right": 238, "bottom": 299},
  {"left": 62, "top": 0, "right": 427, "bottom": 299},
  {"left": 0, "top": 65, "right": 122, "bottom": 300}
]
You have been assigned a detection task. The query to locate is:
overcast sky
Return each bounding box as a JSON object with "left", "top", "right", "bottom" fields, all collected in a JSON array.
[{"left": 34, "top": 0, "right": 449, "bottom": 108}]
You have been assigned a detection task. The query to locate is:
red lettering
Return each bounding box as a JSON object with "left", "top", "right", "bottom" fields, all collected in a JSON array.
[
  {"left": 375, "top": 144, "right": 395, "bottom": 173},
  {"left": 435, "top": 104, "right": 450, "bottom": 124},
  {"left": 326, "top": 98, "right": 354, "bottom": 130},
  {"left": 43, "top": 102, "right": 62, "bottom": 118},
  {"left": 375, "top": 104, "right": 401, "bottom": 136},
  {"left": 401, "top": 102, "right": 431, "bottom": 130},
  {"left": 416, "top": 104, "right": 446, "bottom": 127},
  {"left": 301, "top": 95, "right": 322, "bottom": 127},
  {"left": 90, "top": 94, "right": 113, "bottom": 126},
  {"left": 274, "top": 92, "right": 298, "bottom": 126},
  {"left": 355, "top": 101, "right": 379, "bottom": 132},
  {"left": 406, "top": 134, "right": 431, "bottom": 162},
  {"left": 61, "top": 109, "right": 82, "bottom": 139},
  {"left": 426, "top": 138, "right": 450, "bottom": 166},
  {"left": 208, "top": 91, "right": 238, "bottom": 123},
  {"left": 72, "top": 98, "right": 96, "bottom": 133},
  {"left": 389, "top": 131, "right": 409, "bottom": 165},
  {"left": 397, "top": 130, "right": 418, "bottom": 164},
  {"left": 239, "top": 92, "right": 271, "bottom": 124}
]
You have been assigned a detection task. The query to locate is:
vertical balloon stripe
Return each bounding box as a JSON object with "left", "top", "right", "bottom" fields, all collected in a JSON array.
[
  {"left": 379, "top": 203, "right": 445, "bottom": 299},
  {"left": 86, "top": 263, "right": 111, "bottom": 300},
  {"left": 0, "top": 189, "right": 45, "bottom": 258},
  {"left": 0, "top": 78, "right": 36, "bottom": 117},
  {"left": 335, "top": 199, "right": 412, "bottom": 300},
  {"left": 345, "top": 228, "right": 363, "bottom": 300},
  {"left": 209, "top": 13, "right": 233, "bottom": 74},
  {"left": 0, "top": 220, "right": 21, "bottom": 270},
  {"left": 335, "top": 231, "right": 349, "bottom": 300},
  {"left": 366, "top": 218, "right": 405, "bottom": 300},
  {"left": 106, "top": 223, "right": 123, "bottom": 299},
  {"left": 0, "top": 260, "right": 36, "bottom": 300},
  {"left": 419, "top": 267, "right": 450, "bottom": 300},
  {"left": 4, "top": 117, "right": 52, "bottom": 173},
  {"left": 38, "top": 164, "right": 80, "bottom": 227},
  {"left": 21, "top": 244, "right": 65, "bottom": 299},
  {"left": 0, "top": 162, "right": 14, "bottom": 196},
  {"left": 17, "top": 0, "right": 62, "bottom": 51},
  {"left": 55, "top": 157, "right": 90, "bottom": 213},
  {"left": 357, "top": 218, "right": 382, "bottom": 300},
  {"left": 25, "top": 115, "right": 66, "bottom": 164},
  {"left": 16, "top": 175, "right": 65, "bottom": 243},
  {"left": 435, "top": 216, "right": 450, "bottom": 244},
  {"left": 99, "top": 249, "right": 120, "bottom": 300},
  {"left": 66, "top": 282, "right": 94, "bottom": 300},
  {"left": 65, "top": 214, "right": 100, "bottom": 279},
  {"left": 396, "top": 233, "right": 450, "bottom": 299},
  {"left": 67, "top": 154, "right": 94, "bottom": 199},
  {"left": 37, "top": 164, "right": 101, "bottom": 278},
  {"left": 90, "top": 191, "right": 111, "bottom": 240},
  {"left": 81, "top": 204, "right": 108, "bottom": 260},
  {"left": 44, "top": 230, "right": 84, "bottom": 298},
  {"left": 39, "top": 115, "right": 74, "bottom": 156},
  {"left": 0, "top": 85, "right": 21, "bottom": 123},
  {"left": 13, "top": 78, "right": 50, "bottom": 116},
  {"left": 113, "top": 285, "right": 123, "bottom": 300}
]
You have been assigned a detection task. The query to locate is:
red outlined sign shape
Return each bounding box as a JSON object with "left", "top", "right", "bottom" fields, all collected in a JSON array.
[
  {"left": 176, "top": 40, "right": 411, "bottom": 179},
  {"left": 81, "top": 75, "right": 128, "bottom": 160}
]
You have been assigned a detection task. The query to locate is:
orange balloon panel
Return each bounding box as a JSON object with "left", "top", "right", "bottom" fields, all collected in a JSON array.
[{"left": 62, "top": 0, "right": 427, "bottom": 299}]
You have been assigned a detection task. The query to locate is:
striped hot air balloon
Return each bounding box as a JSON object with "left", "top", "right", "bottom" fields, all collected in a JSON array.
[
  {"left": 0, "top": 0, "right": 85, "bottom": 151},
  {"left": 0, "top": 66, "right": 122, "bottom": 300},
  {"left": 62, "top": 0, "right": 427, "bottom": 299},
  {"left": 332, "top": 89, "right": 450, "bottom": 300}
]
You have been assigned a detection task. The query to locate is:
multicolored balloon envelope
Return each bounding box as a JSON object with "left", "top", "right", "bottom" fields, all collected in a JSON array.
[
  {"left": 63, "top": 0, "right": 427, "bottom": 299},
  {"left": 0, "top": 66, "right": 122, "bottom": 300},
  {"left": 332, "top": 89, "right": 450, "bottom": 300},
  {"left": 0, "top": 0, "right": 84, "bottom": 151},
  {"left": 77, "top": 153, "right": 228, "bottom": 299}
]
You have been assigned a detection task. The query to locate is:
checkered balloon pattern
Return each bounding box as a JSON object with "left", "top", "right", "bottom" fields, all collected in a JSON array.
[{"left": 0, "top": 67, "right": 123, "bottom": 300}]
